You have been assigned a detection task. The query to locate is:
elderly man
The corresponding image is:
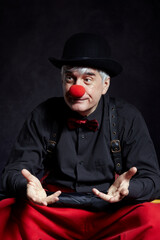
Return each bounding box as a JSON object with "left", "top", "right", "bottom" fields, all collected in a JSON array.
[{"left": 1, "top": 33, "right": 160, "bottom": 239}]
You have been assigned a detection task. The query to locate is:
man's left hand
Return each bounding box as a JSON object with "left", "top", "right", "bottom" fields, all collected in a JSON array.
[{"left": 92, "top": 167, "right": 137, "bottom": 203}]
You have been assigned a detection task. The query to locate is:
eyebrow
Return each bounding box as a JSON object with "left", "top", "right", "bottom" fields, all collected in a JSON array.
[
  {"left": 65, "top": 70, "right": 96, "bottom": 76},
  {"left": 84, "top": 72, "right": 96, "bottom": 76}
]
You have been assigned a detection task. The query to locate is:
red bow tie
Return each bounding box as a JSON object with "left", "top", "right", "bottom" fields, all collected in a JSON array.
[{"left": 67, "top": 118, "right": 99, "bottom": 132}]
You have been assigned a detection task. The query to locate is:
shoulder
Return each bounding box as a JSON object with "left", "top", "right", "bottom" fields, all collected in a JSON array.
[
  {"left": 27, "top": 97, "right": 66, "bottom": 127},
  {"left": 112, "top": 97, "right": 149, "bottom": 138},
  {"left": 107, "top": 96, "right": 148, "bottom": 133},
  {"left": 32, "top": 97, "right": 65, "bottom": 116},
  {"left": 113, "top": 97, "right": 143, "bottom": 123},
  {"left": 36, "top": 97, "right": 65, "bottom": 111}
]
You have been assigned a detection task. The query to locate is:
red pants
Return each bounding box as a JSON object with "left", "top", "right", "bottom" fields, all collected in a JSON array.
[{"left": 0, "top": 198, "right": 160, "bottom": 240}]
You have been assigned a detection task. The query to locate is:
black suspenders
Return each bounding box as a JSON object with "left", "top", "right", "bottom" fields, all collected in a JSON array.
[
  {"left": 47, "top": 97, "right": 122, "bottom": 175},
  {"left": 109, "top": 97, "right": 122, "bottom": 174}
]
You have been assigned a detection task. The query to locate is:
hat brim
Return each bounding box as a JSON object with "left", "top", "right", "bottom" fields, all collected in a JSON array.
[{"left": 48, "top": 57, "right": 122, "bottom": 77}]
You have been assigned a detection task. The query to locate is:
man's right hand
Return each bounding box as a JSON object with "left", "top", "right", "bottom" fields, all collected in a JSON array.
[{"left": 21, "top": 169, "right": 61, "bottom": 206}]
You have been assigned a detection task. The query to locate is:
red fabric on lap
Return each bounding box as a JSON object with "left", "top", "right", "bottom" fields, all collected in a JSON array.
[
  {"left": 0, "top": 198, "right": 22, "bottom": 240},
  {"left": 0, "top": 197, "right": 160, "bottom": 240}
]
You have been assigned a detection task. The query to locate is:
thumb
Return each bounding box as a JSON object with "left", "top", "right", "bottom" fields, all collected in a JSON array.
[
  {"left": 125, "top": 167, "right": 137, "bottom": 180},
  {"left": 21, "top": 169, "right": 35, "bottom": 183}
]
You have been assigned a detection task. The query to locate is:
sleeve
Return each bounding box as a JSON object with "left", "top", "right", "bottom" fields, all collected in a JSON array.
[
  {"left": 2, "top": 109, "right": 49, "bottom": 196},
  {"left": 118, "top": 101, "right": 160, "bottom": 202}
]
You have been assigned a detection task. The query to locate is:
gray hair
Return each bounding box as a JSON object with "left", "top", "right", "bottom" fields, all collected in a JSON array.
[{"left": 61, "top": 66, "right": 110, "bottom": 82}]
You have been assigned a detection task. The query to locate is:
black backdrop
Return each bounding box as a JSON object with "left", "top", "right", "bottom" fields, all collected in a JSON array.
[{"left": 0, "top": 0, "right": 160, "bottom": 189}]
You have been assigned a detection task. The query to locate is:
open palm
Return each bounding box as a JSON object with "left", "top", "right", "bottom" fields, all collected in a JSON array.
[{"left": 21, "top": 169, "right": 61, "bottom": 206}]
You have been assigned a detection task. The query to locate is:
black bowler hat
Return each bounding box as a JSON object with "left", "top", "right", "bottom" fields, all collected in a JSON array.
[{"left": 49, "top": 33, "right": 122, "bottom": 77}]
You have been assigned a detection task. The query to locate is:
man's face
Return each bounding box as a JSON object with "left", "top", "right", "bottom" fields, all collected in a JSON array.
[{"left": 62, "top": 68, "right": 110, "bottom": 116}]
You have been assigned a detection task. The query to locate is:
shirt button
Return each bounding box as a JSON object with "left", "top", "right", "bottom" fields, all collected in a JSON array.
[{"left": 81, "top": 135, "right": 85, "bottom": 139}]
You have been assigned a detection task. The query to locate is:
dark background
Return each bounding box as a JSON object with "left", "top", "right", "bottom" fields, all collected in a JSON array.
[{"left": 0, "top": 0, "right": 160, "bottom": 189}]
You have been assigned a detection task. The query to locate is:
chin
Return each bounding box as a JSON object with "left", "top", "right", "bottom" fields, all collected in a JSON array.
[
  {"left": 69, "top": 104, "right": 87, "bottom": 114},
  {"left": 71, "top": 105, "right": 86, "bottom": 112}
]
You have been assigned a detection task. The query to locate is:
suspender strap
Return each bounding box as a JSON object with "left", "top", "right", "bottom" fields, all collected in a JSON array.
[
  {"left": 46, "top": 119, "right": 59, "bottom": 153},
  {"left": 109, "top": 97, "right": 122, "bottom": 174},
  {"left": 43, "top": 118, "right": 59, "bottom": 179}
]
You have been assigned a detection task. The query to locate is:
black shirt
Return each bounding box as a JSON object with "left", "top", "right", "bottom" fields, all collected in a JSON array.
[{"left": 2, "top": 95, "right": 160, "bottom": 201}]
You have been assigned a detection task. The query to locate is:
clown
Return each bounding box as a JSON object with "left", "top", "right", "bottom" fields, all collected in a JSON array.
[{"left": 1, "top": 33, "right": 160, "bottom": 240}]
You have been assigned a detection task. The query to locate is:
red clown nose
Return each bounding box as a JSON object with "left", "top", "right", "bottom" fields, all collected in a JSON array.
[{"left": 69, "top": 85, "right": 85, "bottom": 98}]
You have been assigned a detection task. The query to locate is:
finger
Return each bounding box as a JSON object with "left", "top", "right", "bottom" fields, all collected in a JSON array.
[
  {"left": 107, "top": 185, "right": 118, "bottom": 196},
  {"left": 37, "top": 192, "right": 61, "bottom": 206},
  {"left": 93, "top": 188, "right": 128, "bottom": 203},
  {"left": 45, "top": 191, "right": 62, "bottom": 205},
  {"left": 125, "top": 167, "right": 137, "bottom": 180},
  {"left": 107, "top": 188, "right": 129, "bottom": 203},
  {"left": 107, "top": 178, "right": 131, "bottom": 196},
  {"left": 108, "top": 167, "right": 137, "bottom": 191},
  {"left": 92, "top": 188, "right": 112, "bottom": 202},
  {"left": 120, "top": 188, "right": 129, "bottom": 196},
  {"left": 108, "top": 194, "right": 124, "bottom": 203},
  {"left": 21, "top": 169, "right": 35, "bottom": 182}
]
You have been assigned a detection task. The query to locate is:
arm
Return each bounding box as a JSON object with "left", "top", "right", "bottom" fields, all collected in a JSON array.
[
  {"left": 93, "top": 100, "right": 160, "bottom": 203},
  {"left": 118, "top": 102, "right": 160, "bottom": 201},
  {"left": 2, "top": 106, "right": 50, "bottom": 196},
  {"left": 122, "top": 109, "right": 160, "bottom": 201}
]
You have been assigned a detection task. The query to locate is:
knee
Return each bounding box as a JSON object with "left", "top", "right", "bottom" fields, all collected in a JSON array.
[{"left": 136, "top": 202, "right": 160, "bottom": 230}]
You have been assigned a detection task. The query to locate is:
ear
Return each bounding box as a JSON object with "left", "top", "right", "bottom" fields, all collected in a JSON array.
[{"left": 102, "top": 77, "right": 110, "bottom": 95}]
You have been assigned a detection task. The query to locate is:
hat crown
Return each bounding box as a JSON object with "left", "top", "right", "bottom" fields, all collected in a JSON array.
[
  {"left": 49, "top": 32, "right": 122, "bottom": 77},
  {"left": 62, "top": 33, "right": 111, "bottom": 60}
]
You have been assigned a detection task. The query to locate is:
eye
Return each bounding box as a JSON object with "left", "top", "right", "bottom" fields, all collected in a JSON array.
[
  {"left": 84, "top": 77, "right": 92, "bottom": 84},
  {"left": 65, "top": 75, "right": 74, "bottom": 83}
]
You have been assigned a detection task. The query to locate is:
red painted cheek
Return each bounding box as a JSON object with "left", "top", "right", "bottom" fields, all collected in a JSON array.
[{"left": 69, "top": 85, "right": 85, "bottom": 98}]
